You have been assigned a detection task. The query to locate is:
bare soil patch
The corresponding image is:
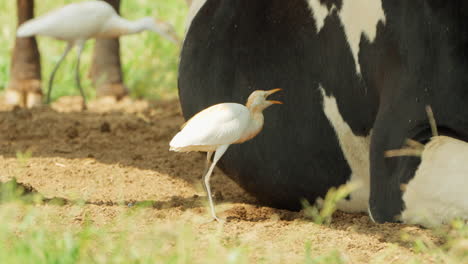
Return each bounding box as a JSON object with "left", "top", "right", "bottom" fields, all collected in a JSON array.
[{"left": 0, "top": 96, "right": 443, "bottom": 263}]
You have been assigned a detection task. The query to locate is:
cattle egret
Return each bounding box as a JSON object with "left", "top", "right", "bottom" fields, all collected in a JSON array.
[
  {"left": 170, "top": 88, "right": 283, "bottom": 221},
  {"left": 17, "top": 1, "right": 180, "bottom": 108}
]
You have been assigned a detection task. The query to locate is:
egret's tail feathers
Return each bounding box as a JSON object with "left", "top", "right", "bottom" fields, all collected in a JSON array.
[
  {"left": 169, "top": 146, "right": 182, "bottom": 152},
  {"left": 17, "top": 20, "right": 42, "bottom": 37},
  {"left": 169, "top": 133, "right": 187, "bottom": 152},
  {"left": 169, "top": 133, "right": 213, "bottom": 152}
]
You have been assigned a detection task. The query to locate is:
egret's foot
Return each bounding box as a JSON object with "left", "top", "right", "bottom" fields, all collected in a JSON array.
[
  {"left": 213, "top": 215, "right": 225, "bottom": 223},
  {"left": 200, "top": 217, "right": 224, "bottom": 226},
  {"left": 201, "top": 215, "right": 225, "bottom": 224}
]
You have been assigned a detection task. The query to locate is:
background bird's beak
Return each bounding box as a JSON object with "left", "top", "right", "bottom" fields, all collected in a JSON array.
[
  {"left": 153, "top": 19, "right": 181, "bottom": 45},
  {"left": 266, "top": 88, "right": 283, "bottom": 104},
  {"left": 169, "top": 33, "right": 182, "bottom": 45}
]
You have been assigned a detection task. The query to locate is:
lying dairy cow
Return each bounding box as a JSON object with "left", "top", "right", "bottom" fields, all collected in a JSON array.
[{"left": 178, "top": 0, "right": 468, "bottom": 227}]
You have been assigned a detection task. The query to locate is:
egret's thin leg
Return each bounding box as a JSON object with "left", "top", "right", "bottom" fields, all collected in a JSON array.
[
  {"left": 46, "top": 43, "right": 73, "bottom": 104},
  {"left": 202, "top": 145, "right": 229, "bottom": 221},
  {"left": 75, "top": 43, "right": 87, "bottom": 109},
  {"left": 202, "top": 152, "right": 214, "bottom": 194}
]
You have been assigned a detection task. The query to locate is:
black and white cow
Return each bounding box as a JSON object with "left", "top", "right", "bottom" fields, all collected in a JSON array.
[{"left": 178, "top": 0, "right": 468, "bottom": 227}]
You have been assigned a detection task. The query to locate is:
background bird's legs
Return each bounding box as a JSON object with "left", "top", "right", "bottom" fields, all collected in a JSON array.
[
  {"left": 202, "top": 145, "right": 229, "bottom": 221},
  {"left": 46, "top": 42, "right": 73, "bottom": 104},
  {"left": 75, "top": 42, "right": 87, "bottom": 109}
]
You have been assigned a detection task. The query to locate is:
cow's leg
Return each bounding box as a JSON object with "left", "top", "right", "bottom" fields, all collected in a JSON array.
[
  {"left": 368, "top": 102, "right": 424, "bottom": 223},
  {"left": 89, "top": 0, "right": 128, "bottom": 100},
  {"left": 6, "top": 0, "right": 42, "bottom": 108}
]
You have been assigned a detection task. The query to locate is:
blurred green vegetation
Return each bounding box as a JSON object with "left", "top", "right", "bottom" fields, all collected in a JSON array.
[{"left": 0, "top": 0, "right": 187, "bottom": 101}]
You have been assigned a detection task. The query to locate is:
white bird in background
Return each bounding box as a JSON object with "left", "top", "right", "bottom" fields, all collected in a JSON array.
[
  {"left": 17, "top": 0, "right": 181, "bottom": 108},
  {"left": 169, "top": 88, "right": 283, "bottom": 221}
]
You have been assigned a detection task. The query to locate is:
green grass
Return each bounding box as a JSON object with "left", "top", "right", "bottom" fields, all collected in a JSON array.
[
  {"left": 0, "top": 0, "right": 187, "bottom": 101},
  {"left": 0, "top": 203, "right": 240, "bottom": 264}
]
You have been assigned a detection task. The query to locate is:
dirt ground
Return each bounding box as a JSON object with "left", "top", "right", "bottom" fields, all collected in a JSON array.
[{"left": 0, "top": 96, "right": 446, "bottom": 263}]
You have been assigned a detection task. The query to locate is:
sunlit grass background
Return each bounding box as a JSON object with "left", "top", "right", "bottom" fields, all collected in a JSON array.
[{"left": 0, "top": 0, "right": 186, "bottom": 101}]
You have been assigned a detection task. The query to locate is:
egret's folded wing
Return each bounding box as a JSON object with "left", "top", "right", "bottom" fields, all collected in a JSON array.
[
  {"left": 170, "top": 103, "right": 250, "bottom": 148},
  {"left": 17, "top": 2, "right": 114, "bottom": 39}
]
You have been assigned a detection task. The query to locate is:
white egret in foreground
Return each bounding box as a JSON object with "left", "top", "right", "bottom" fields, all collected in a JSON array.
[
  {"left": 170, "top": 88, "right": 283, "bottom": 221},
  {"left": 17, "top": 0, "right": 180, "bottom": 108}
]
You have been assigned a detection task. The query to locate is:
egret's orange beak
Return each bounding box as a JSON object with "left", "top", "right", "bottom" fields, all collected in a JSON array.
[
  {"left": 266, "top": 88, "right": 283, "bottom": 104},
  {"left": 266, "top": 88, "right": 283, "bottom": 95},
  {"left": 268, "top": 100, "right": 283, "bottom": 105}
]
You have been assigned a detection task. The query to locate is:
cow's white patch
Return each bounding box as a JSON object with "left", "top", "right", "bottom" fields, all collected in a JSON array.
[
  {"left": 339, "top": 0, "right": 386, "bottom": 74},
  {"left": 185, "top": 0, "right": 208, "bottom": 33},
  {"left": 307, "top": 0, "right": 385, "bottom": 74},
  {"left": 319, "top": 86, "right": 371, "bottom": 212},
  {"left": 402, "top": 136, "right": 468, "bottom": 228},
  {"left": 307, "top": 0, "right": 330, "bottom": 33}
]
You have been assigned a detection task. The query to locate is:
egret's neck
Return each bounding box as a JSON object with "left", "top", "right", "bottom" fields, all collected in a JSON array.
[
  {"left": 100, "top": 17, "right": 148, "bottom": 38},
  {"left": 235, "top": 108, "right": 265, "bottom": 144},
  {"left": 127, "top": 18, "right": 153, "bottom": 34}
]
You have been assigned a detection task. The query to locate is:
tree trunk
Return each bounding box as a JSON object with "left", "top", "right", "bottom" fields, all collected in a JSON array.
[
  {"left": 6, "top": 0, "right": 42, "bottom": 108},
  {"left": 89, "top": 0, "right": 128, "bottom": 99}
]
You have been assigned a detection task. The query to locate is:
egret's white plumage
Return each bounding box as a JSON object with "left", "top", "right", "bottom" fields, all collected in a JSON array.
[
  {"left": 17, "top": 1, "right": 180, "bottom": 107},
  {"left": 170, "top": 103, "right": 251, "bottom": 152},
  {"left": 170, "top": 89, "right": 283, "bottom": 221}
]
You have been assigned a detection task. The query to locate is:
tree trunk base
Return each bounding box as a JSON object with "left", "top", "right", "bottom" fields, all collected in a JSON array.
[
  {"left": 7, "top": 0, "right": 42, "bottom": 108},
  {"left": 5, "top": 79, "right": 42, "bottom": 108},
  {"left": 96, "top": 82, "right": 128, "bottom": 100},
  {"left": 89, "top": 0, "right": 127, "bottom": 100}
]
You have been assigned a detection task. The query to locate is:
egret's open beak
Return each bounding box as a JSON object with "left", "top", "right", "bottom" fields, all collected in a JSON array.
[
  {"left": 266, "top": 88, "right": 283, "bottom": 104},
  {"left": 268, "top": 100, "right": 283, "bottom": 105},
  {"left": 266, "top": 88, "right": 283, "bottom": 95}
]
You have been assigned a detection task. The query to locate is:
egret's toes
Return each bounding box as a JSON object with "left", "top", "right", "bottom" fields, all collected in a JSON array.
[{"left": 213, "top": 215, "right": 225, "bottom": 223}]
